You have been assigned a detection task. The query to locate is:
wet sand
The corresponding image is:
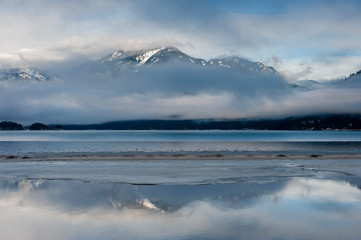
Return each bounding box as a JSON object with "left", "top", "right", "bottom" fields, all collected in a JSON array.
[
  {"left": 1, "top": 152, "right": 361, "bottom": 185},
  {"left": 1, "top": 152, "right": 361, "bottom": 161}
]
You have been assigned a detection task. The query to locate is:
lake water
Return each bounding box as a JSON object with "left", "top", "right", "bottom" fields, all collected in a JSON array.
[
  {"left": 0, "top": 177, "right": 361, "bottom": 240},
  {"left": 1, "top": 130, "right": 361, "bottom": 239},
  {"left": 0, "top": 130, "right": 361, "bottom": 155}
]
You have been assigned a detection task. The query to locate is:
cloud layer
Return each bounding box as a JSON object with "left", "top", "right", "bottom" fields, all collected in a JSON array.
[{"left": 1, "top": 62, "right": 361, "bottom": 124}]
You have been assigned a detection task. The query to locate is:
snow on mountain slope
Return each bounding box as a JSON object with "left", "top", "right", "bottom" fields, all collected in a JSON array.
[
  {"left": 99, "top": 47, "right": 278, "bottom": 75},
  {"left": 100, "top": 47, "right": 167, "bottom": 65},
  {"left": 0, "top": 67, "right": 53, "bottom": 82},
  {"left": 207, "top": 56, "right": 278, "bottom": 74},
  {"left": 136, "top": 47, "right": 165, "bottom": 64}
]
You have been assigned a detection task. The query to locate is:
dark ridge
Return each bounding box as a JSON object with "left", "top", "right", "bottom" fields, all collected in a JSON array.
[
  {"left": 47, "top": 114, "right": 361, "bottom": 130},
  {"left": 346, "top": 69, "right": 361, "bottom": 79}
]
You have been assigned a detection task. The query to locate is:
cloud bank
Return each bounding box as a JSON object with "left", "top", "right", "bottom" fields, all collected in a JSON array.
[{"left": 1, "top": 62, "right": 361, "bottom": 124}]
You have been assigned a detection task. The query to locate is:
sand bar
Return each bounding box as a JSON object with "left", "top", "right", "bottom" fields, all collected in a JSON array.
[{"left": 1, "top": 153, "right": 361, "bottom": 185}]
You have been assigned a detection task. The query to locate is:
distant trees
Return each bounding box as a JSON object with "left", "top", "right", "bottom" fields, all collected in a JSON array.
[
  {"left": 1, "top": 114, "right": 361, "bottom": 131},
  {"left": 0, "top": 121, "right": 24, "bottom": 130},
  {"left": 29, "top": 122, "right": 48, "bottom": 130},
  {"left": 54, "top": 124, "right": 63, "bottom": 130},
  {"left": 46, "top": 114, "right": 361, "bottom": 130},
  {"left": 0, "top": 121, "right": 66, "bottom": 130}
]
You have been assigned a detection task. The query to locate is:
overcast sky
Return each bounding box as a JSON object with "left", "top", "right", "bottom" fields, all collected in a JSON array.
[{"left": 1, "top": 0, "right": 361, "bottom": 81}]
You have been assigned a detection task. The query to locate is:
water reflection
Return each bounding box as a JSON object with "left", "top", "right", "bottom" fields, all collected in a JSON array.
[{"left": 0, "top": 178, "right": 360, "bottom": 240}]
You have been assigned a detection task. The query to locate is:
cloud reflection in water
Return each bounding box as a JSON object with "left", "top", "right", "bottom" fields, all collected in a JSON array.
[{"left": 0, "top": 178, "right": 360, "bottom": 240}]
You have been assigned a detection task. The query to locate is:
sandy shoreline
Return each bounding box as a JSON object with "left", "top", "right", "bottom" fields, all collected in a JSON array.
[
  {"left": 1, "top": 152, "right": 361, "bottom": 162},
  {"left": 1, "top": 152, "right": 361, "bottom": 185}
]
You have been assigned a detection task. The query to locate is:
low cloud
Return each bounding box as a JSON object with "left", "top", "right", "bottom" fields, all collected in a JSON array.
[
  {"left": 1, "top": 62, "right": 361, "bottom": 125},
  {"left": 281, "top": 61, "right": 313, "bottom": 82}
]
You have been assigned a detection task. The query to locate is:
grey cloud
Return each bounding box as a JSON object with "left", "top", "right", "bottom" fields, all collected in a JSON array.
[
  {"left": 281, "top": 62, "right": 313, "bottom": 82},
  {"left": 264, "top": 56, "right": 283, "bottom": 71},
  {"left": 2, "top": 0, "right": 361, "bottom": 62},
  {"left": 1, "top": 61, "right": 361, "bottom": 125}
]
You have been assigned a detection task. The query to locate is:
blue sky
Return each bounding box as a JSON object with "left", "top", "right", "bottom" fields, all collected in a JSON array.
[{"left": 1, "top": 0, "right": 361, "bottom": 81}]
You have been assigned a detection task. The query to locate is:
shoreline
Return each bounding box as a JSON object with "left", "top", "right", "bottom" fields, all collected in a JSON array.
[
  {"left": 1, "top": 152, "right": 361, "bottom": 162},
  {"left": 0, "top": 152, "right": 361, "bottom": 185}
]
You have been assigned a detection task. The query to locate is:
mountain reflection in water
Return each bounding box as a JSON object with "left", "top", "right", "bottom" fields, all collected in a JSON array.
[{"left": 0, "top": 178, "right": 360, "bottom": 240}]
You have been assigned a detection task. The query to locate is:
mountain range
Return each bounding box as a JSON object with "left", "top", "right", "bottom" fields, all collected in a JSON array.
[
  {"left": 98, "top": 46, "right": 278, "bottom": 75},
  {"left": 0, "top": 47, "right": 359, "bottom": 88},
  {"left": 0, "top": 47, "right": 282, "bottom": 82}
]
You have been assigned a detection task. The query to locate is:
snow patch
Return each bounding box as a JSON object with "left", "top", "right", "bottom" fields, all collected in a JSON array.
[
  {"left": 105, "top": 51, "right": 123, "bottom": 62},
  {"left": 218, "top": 60, "right": 230, "bottom": 68},
  {"left": 135, "top": 47, "right": 164, "bottom": 65},
  {"left": 137, "top": 199, "right": 160, "bottom": 211}
]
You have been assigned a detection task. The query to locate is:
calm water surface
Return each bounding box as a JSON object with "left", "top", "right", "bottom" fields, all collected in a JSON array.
[
  {"left": 1, "top": 130, "right": 361, "bottom": 142},
  {"left": 0, "top": 130, "right": 361, "bottom": 154},
  {"left": 0, "top": 177, "right": 360, "bottom": 240}
]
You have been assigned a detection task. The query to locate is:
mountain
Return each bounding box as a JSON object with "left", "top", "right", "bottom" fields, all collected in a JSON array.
[
  {"left": 98, "top": 46, "right": 278, "bottom": 75},
  {"left": 207, "top": 56, "right": 278, "bottom": 74},
  {"left": 340, "top": 69, "right": 361, "bottom": 85},
  {"left": 99, "top": 47, "right": 205, "bottom": 67},
  {"left": 0, "top": 67, "right": 53, "bottom": 82},
  {"left": 290, "top": 69, "right": 361, "bottom": 90},
  {"left": 310, "top": 69, "right": 361, "bottom": 88}
]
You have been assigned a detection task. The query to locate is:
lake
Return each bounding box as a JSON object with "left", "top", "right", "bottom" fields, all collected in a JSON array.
[
  {"left": 0, "top": 130, "right": 361, "bottom": 155},
  {"left": 0, "top": 177, "right": 361, "bottom": 240},
  {"left": 0, "top": 130, "right": 361, "bottom": 240}
]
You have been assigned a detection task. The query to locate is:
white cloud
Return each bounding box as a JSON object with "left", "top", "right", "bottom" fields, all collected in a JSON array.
[{"left": 275, "top": 56, "right": 361, "bottom": 82}]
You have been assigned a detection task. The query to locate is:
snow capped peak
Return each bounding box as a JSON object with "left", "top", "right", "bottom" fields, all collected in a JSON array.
[
  {"left": 97, "top": 46, "right": 280, "bottom": 76},
  {"left": 135, "top": 47, "right": 164, "bottom": 65},
  {"left": 98, "top": 46, "right": 203, "bottom": 71}
]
